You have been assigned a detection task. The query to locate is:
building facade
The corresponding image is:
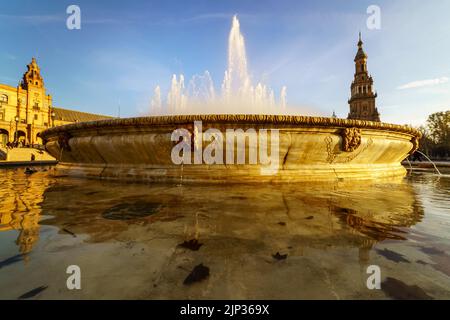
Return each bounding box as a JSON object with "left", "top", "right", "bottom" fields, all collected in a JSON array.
[
  {"left": 347, "top": 34, "right": 380, "bottom": 122},
  {"left": 0, "top": 58, "right": 110, "bottom": 146}
]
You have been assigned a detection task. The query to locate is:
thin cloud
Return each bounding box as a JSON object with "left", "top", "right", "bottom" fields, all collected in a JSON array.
[
  {"left": 0, "top": 13, "right": 63, "bottom": 24},
  {"left": 83, "top": 18, "right": 124, "bottom": 25},
  {"left": 0, "top": 11, "right": 252, "bottom": 28},
  {"left": 3, "top": 53, "right": 16, "bottom": 60},
  {"left": 380, "top": 105, "right": 400, "bottom": 110},
  {"left": 182, "top": 13, "right": 233, "bottom": 23},
  {"left": 397, "top": 77, "right": 449, "bottom": 90},
  {"left": 180, "top": 13, "right": 257, "bottom": 24},
  {"left": 0, "top": 13, "right": 123, "bottom": 25}
]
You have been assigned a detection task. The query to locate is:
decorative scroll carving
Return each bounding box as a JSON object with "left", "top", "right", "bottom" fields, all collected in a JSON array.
[
  {"left": 325, "top": 136, "right": 338, "bottom": 164},
  {"left": 341, "top": 127, "right": 362, "bottom": 152},
  {"left": 409, "top": 136, "right": 419, "bottom": 155},
  {"left": 57, "top": 132, "right": 72, "bottom": 151},
  {"left": 325, "top": 135, "right": 373, "bottom": 164},
  {"left": 342, "top": 138, "right": 373, "bottom": 163}
]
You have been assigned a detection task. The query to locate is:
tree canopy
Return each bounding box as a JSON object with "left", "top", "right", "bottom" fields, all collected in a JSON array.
[{"left": 418, "top": 111, "right": 450, "bottom": 159}]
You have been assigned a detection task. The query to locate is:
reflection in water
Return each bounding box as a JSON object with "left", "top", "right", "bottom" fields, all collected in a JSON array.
[
  {"left": 0, "top": 167, "right": 449, "bottom": 299},
  {"left": 0, "top": 169, "right": 51, "bottom": 257},
  {"left": 102, "top": 201, "right": 163, "bottom": 220},
  {"left": 39, "top": 176, "right": 423, "bottom": 259}
]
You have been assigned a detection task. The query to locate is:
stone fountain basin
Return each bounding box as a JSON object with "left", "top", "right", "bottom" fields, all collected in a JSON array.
[{"left": 40, "top": 114, "right": 421, "bottom": 182}]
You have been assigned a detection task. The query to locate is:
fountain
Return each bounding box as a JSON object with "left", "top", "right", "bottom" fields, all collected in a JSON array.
[
  {"left": 41, "top": 16, "right": 421, "bottom": 183},
  {"left": 150, "top": 15, "right": 287, "bottom": 115}
]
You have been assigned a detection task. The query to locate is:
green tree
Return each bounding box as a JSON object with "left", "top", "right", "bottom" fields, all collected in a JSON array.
[
  {"left": 427, "top": 111, "right": 450, "bottom": 145},
  {"left": 417, "top": 125, "right": 433, "bottom": 155},
  {"left": 419, "top": 111, "right": 450, "bottom": 158}
]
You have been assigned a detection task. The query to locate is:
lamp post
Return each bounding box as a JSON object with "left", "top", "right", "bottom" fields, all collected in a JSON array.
[
  {"left": 51, "top": 111, "right": 56, "bottom": 127},
  {"left": 14, "top": 115, "right": 19, "bottom": 145}
]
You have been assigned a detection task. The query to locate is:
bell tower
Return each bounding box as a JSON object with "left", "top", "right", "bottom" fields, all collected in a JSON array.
[
  {"left": 21, "top": 57, "right": 44, "bottom": 90},
  {"left": 16, "top": 58, "right": 53, "bottom": 144},
  {"left": 347, "top": 33, "right": 380, "bottom": 122}
]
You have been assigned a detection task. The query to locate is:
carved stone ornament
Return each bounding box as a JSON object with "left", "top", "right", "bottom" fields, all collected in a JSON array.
[
  {"left": 57, "top": 132, "right": 72, "bottom": 151},
  {"left": 40, "top": 114, "right": 421, "bottom": 141},
  {"left": 341, "top": 127, "right": 362, "bottom": 152},
  {"left": 409, "top": 136, "right": 419, "bottom": 155}
]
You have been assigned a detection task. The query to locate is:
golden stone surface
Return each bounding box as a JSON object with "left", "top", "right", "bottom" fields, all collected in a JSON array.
[
  {"left": 0, "top": 58, "right": 110, "bottom": 147},
  {"left": 41, "top": 114, "right": 421, "bottom": 182}
]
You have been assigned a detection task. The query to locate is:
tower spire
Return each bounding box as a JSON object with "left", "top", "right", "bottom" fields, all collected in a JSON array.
[
  {"left": 347, "top": 35, "right": 380, "bottom": 122},
  {"left": 21, "top": 57, "right": 44, "bottom": 89},
  {"left": 358, "top": 32, "right": 364, "bottom": 49}
]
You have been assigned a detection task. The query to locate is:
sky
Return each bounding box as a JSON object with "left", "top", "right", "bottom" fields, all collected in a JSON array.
[{"left": 0, "top": 0, "right": 449, "bottom": 126}]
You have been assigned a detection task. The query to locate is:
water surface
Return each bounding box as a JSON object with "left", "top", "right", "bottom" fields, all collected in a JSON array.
[{"left": 0, "top": 167, "right": 449, "bottom": 299}]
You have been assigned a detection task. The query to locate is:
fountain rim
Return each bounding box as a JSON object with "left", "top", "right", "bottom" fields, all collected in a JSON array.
[{"left": 40, "top": 114, "right": 421, "bottom": 139}]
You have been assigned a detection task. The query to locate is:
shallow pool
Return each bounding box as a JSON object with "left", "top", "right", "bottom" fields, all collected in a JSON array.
[{"left": 0, "top": 167, "right": 449, "bottom": 299}]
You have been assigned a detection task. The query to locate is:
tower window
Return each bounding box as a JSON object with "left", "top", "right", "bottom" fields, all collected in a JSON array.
[
  {"left": 0, "top": 94, "right": 7, "bottom": 103},
  {"left": 34, "top": 114, "right": 38, "bottom": 120}
]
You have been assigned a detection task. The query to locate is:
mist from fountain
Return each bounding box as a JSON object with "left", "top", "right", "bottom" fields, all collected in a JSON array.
[{"left": 150, "top": 15, "right": 287, "bottom": 115}]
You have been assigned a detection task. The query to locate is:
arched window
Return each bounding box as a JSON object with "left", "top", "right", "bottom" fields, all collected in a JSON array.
[
  {"left": 0, "top": 94, "right": 8, "bottom": 103},
  {"left": 0, "top": 129, "right": 8, "bottom": 146}
]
